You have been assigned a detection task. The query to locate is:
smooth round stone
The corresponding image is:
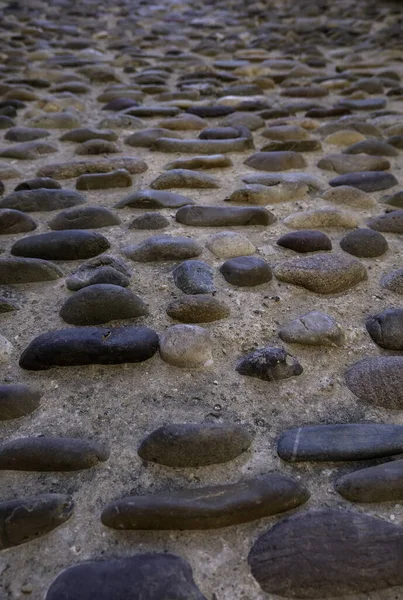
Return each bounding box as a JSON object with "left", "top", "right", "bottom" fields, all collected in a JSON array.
[
  {"left": 277, "top": 230, "right": 332, "bottom": 253},
  {"left": 46, "top": 554, "right": 206, "bottom": 600},
  {"left": 19, "top": 326, "right": 159, "bottom": 371},
  {"left": 60, "top": 284, "right": 148, "bottom": 325},
  {"left": 12, "top": 230, "right": 110, "bottom": 261},
  {"left": 101, "top": 473, "right": 309, "bottom": 530},
  {"left": 277, "top": 423, "right": 403, "bottom": 462},
  {"left": 381, "top": 268, "right": 403, "bottom": 294},
  {"left": 274, "top": 253, "right": 367, "bottom": 294},
  {"left": 0, "top": 493, "right": 72, "bottom": 551},
  {"left": 124, "top": 236, "right": 202, "bottom": 262},
  {"left": 37, "top": 157, "right": 147, "bottom": 179},
  {"left": 261, "top": 125, "right": 310, "bottom": 141},
  {"left": 329, "top": 171, "right": 398, "bottom": 192},
  {"left": 0, "top": 335, "right": 13, "bottom": 362},
  {"left": 60, "top": 128, "right": 118, "bottom": 143},
  {"left": 150, "top": 169, "right": 220, "bottom": 190},
  {"left": 0, "top": 140, "right": 58, "bottom": 160},
  {"left": 368, "top": 210, "right": 403, "bottom": 233},
  {"left": 75, "top": 139, "right": 120, "bottom": 155},
  {"left": 199, "top": 126, "right": 241, "bottom": 140},
  {"left": 339, "top": 97, "right": 387, "bottom": 110},
  {"left": 159, "top": 324, "right": 212, "bottom": 368},
  {"left": 340, "top": 228, "right": 388, "bottom": 257},
  {"left": 279, "top": 311, "right": 343, "bottom": 346},
  {"left": 115, "top": 190, "right": 194, "bottom": 209},
  {"left": 321, "top": 186, "right": 376, "bottom": 209},
  {"left": 153, "top": 137, "right": 252, "bottom": 154},
  {"left": 125, "top": 128, "right": 182, "bottom": 148},
  {"left": 173, "top": 260, "right": 215, "bottom": 294},
  {"left": 0, "top": 257, "right": 63, "bottom": 284},
  {"left": 167, "top": 295, "right": 229, "bottom": 323},
  {"left": 138, "top": 423, "right": 251, "bottom": 467},
  {"left": 129, "top": 212, "right": 169, "bottom": 230},
  {"left": 0, "top": 384, "right": 41, "bottom": 420},
  {"left": 248, "top": 509, "right": 403, "bottom": 598},
  {"left": 176, "top": 205, "right": 275, "bottom": 227},
  {"left": 220, "top": 111, "right": 264, "bottom": 130},
  {"left": 0, "top": 209, "right": 37, "bottom": 234},
  {"left": 345, "top": 356, "right": 403, "bottom": 409},
  {"left": 76, "top": 169, "right": 132, "bottom": 190},
  {"left": 236, "top": 346, "right": 302, "bottom": 382},
  {"left": 66, "top": 255, "right": 131, "bottom": 291},
  {"left": 0, "top": 437, "right": 109, "bottom": 471},
  {"left": 164, "top": 155, "right": 232, "bottom": 170},
  {"left": 318, "top": 153, "right": 390, "bottom": 174},
  {"left": 29, "top": 112, "right": 81, "bottom": 129},
  {"left": 343, "top": 139, "right": 398, "bottom": 157},
  {"left": 366, "top": 309, "right": 403, "bottom": 350},
  {"left": 324, "top": 130, "right": 366, "bottom": 146},
  {"left": 206, "top": 231, "right": 255, "bottom": 258},
  {"left": 48, "top": 206, "right": 120, "bottom": 230},
  {"left": 335, "top": 460, "right": 403, "bottom": 502},
  {"left": 0, "top": 189, "right": 86, "bottom": 212},
  {"left": 186, "top": 105, "right": 235, "bottom": 118},
  {"left": 14, "top": 178, "right": 61, "bottom": 191},
  {"left": 220, "top": 256, "right": 272, "bottom": 287},
  {"left": 261, "top": 139, "right": 322, "bottom": 152},
  {"left": 283, "top": 208, "right": 358, "bottom": 229},
  {"left": 5, "top": 126, "right": 50, "bottom": 142},
  {"left": 244, "top": 151, "right": 307, "bottom": 171}
]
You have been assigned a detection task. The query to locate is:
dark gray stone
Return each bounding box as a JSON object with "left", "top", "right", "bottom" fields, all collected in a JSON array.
[
  {"left": 366, "top": 308, "right": 403, "bottom": 350},
  {"left": 172, "top": 260, "right": 215, "bottom": 294},
  {"left": 236, "top": 346, "right": 303, "bottom": 382},
  {"left": 48, "top": 206, "right": 120, "bottom": 230},
  {"left": 0, "top": 189, "right": 86, "bottom": 212},
  {"left": 329, "top": 171, "right": 398, "bottom": 192},
  {"left": 336, "top": 460, "right": 403, "bottom": 502},
  {"left": 346, "top": 356, "right": 403, "bottom": 409},
  {"left": 115, "top": 189, "right": 195, "bottom": 209},
  {"left": 0, "top": 384, "right": 42, "bottom": 420},
  {"left": 220, "top": 256, "right": 272, "bottom": 287},
  {"left": 340, "top": 228, "right": 388, "bottom": 257},
  {"left": 176, "top": 205, "right": 275, "bottom": 227},
  {"left": 66, "top": 255, "right": 131, "bottom": 291},
  {"left": 123, "top": 236, "right": 202, "bottom": 262},
  {"left": 368, "top": 210, "right": 403, "bottom": 233},
  {"left": 0, "top": 257, "right": 63, "bottom": 284},
  {"left": 277, "top": 230, "right": 332, "bottom": 253},
  {"left": 11, "top": 230, "right": 110, "bottom": 260},
  {"left": 0, "top": 209, "right": 37, "bottom": 234}
]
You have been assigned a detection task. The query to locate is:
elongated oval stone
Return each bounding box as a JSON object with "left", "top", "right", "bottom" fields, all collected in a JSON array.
[
  {"left": 11, "top": 230, "right": 110, "bottom": 260},
  {"left": 248, "top": 509, "right": 403, "bottom": 598},
  {"left": 366, "top": 308, "right": 403, "bottom": 350},
  {"left": 115, "top": 189, "right": 195, "bottom": 209},
  {"left": 244, "top": 151, "right": 307, "bottom": 171},
  {"left": 48, "top": 206, "right": 120, "bottom": 230},
  {"left": 0, "top": 493, "right": 73, "bottom": 549},
  {"left": 345, "top": 356, "right": 403, "bottom": 409},
  {"left": 0, "top": 437, "right": 109, "bottom": 471},
  {"left": 0, "top": 257, "right": 63, "bottom": 284},
  {"left": 19, "top": 326, "right": 159, "bottom": 370},
  {"left": 101, "top": 474, "right": 309, "bottom": 530},
  {"left": 138, "top": 423, "right": 252, "bottom": 467},
  {"left": 335, "top": 460, "right": 403, "bottom": 502},
  {"left": 277, "top": 424, "right": 403, "bottom": 462},
  {"left": 36, "top": 157, "right": 147, "bottom": 179},
  {"left": 59, "top": 284, "right": 148, "bottom": 325},
  {"left": 0, "top": 189, "right": 86, "bottom": 212},
  {"left": 66, "top": 255, "right": 131, "bottom": 291},
  {"left": 152, "top": 137, "right": 252, "bottom": 153},
  {"left": 329, "top": 171, "right": 398, "bottom": 192},
  {"left": 176, "top": 205, "right": 275, "bottom": 227},
  {"left": 46, "top": 554, "right": 207, "bottom": 600},
  {"left": 150, "top": 169, "right": 220, "bottom": 190},
  {"left": 123, "top": 235, "right": 202, "bottom": 262},
  {"left": 0, "top": 209, "right": 37, "bottom": 234},
  {"left": 0, "top": 384, "right": 42, "bottom": 420}
]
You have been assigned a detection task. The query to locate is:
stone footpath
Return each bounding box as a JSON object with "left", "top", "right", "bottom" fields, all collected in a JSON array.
[{"left": 1, "top": 0, "right": 403, "bottom": 598}]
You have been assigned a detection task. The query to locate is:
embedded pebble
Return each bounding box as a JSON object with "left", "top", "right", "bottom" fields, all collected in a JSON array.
[
  {"left": 367, "top": 210, "right": 403, "bottom": 233},
  {"left": 11, "top": 230, "right": 110, "bottom": 261},
  {"left": 153, "top": 137, "right": 252, "bottom": 154},
  {"left": 0, "top": 384, "right": 42, "bottom": 420},
  {"left": 60, "top": 128, "right": 118, "bottom": 143},
  {"left": 5, "top": 127, "right": 50, "bottom": 142},
  {"left": 274, "top": 253, "right": 367, "bottom": 294},
  {"left": 60, "top": 284, "right": 148, "bottom": 325},
  {"left": 0, "top": 437, "right": 109, "bottom": 470},
  {"left": 0, "top": 189, "right": 86, "bottom": 212},
  {"left": 150, "top": 169, "right": 220, "bottom": 190},
  {"left": 138, "top": 423, "right": 251, "bottom": 467},
  {"left": 220, "top": 256, "right": 272, "bottom": 287},
  {"left": 165, "top": 155, "right": 232, "bottom": 170},
  {"left": 48, "top": 206, "right": 120, "bottom": 230},
  {"left": 159, "top": 324, "right": 212, "bottom": 368},
  {"left": 321, "top": 185, "right": 376, "bottom": 209},
  {"left": 277, "top": 230, "right": 332, "bottom": 253},
  {"left": 66, "top": 255, "right": 131, "bottom": 291},
  {"left": 366, "top": 308, "right": 403, "bottom": 350},
  {"left": 0, "top": 494, "right": 73, "bottom": 550},
  {"left": 381, "top": 268, "right": 403, "bottom": 294},
  {"left": 335, "top": 460, "right": 403, "bottom": 502},
  {"left": 277, "top": 423, "right": 403, "bottom": 462},
  {"left": 125, "top": 128, "right": 182, "bottom": 148},
  {"left": 172, "top": 260, "right": 215, "bottom": 294},
  {"left": 76, "top": 169, "right": 132, "bottom": 190},
  {"left": 340, "top": 228, "right": 388, "bottom": 257},
  {"left": 0, "top": 141, "right": 58, "bottom": 160},
  {"left": 279, "top": 311, "right": 343, "bottom": 346},
  {"left": 346, "top": 356, "right": 403, "bottom": 409},
  {"left": 0, "top": 209, "right": 37, "bottom": 234},
  {"left": 101, "top": 474, "right": 309, "bottom": 529},
  {"left": 14, "top": 178, "right": 61, "bottom": 191},
  {"left": 329, "top": 171, "right": 398, "bottom": 192},
  {"left": 176, "top": 205, "right": 275, "bottom": 227},
  {"left": 123, "top": 235, "right": 202, "bottom": 262},
  {"left": 343, "top": 139, "right": 399, "bottom": 157},
  {"left": 115, "top": 189, "right": 194, "bottom": 209},
  {"left": 0, "top": 257, "right": 63, "bottom": 284},
  {"left": 37, "top": 157, "right": 147, "bottom": 179},
  {"left": 129, "top": 212, "right": 169, "bottom": 230},
  {"left": 0, "top": 335, "right": 13, "bottom": 363},
  {"left": 318, "top": 153, "right": 390, "bottom": 174},
  {"left": 206, "top": 231, "right": 255, "bottom": 258},
  {"left": 167, "top": 295, "right": 229, "bottom": 323},
  {"left": 248, "top": 509, "right": 403, "bottom": 598},
  {"left": 244, "top": 151, "right": 307, "bottom": 171},
  {"left": 75, "top": 139, "right": 120, "bottom": 155},
  {"left": 46, "top": 554, "right": 206, "bottom": 600},
  {"left": 19, "top": 326, "right": 159, "bottom": 370},
  {"left": 236, "top": 346, "right": 302, "bottom": 382},
  {"left": 283, "top": 208, "right": 358, "bottom": 229}
]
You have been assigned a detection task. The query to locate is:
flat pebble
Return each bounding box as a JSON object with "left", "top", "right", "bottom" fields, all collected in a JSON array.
[
  {"left": 318, "top": 153, "right": 390, "bottom": 174},
  {"left": 11, "top": 230, "right": 110, "bottom": 261},
  {"left": 48, "top": 206, "right": 120, "bottom": 230},
  {"left": 5, "top": 127, "right": 50, "bottom": 142},
  {"left": 321, "top": 185, "right": 376, "bottom": 209},
  {"left": 366, "top": 308, "right": 403, "bottom": 350},
  {"left": 29, "top": 112, "right": 81, "bottom": 129},
  {"left": 274, "top": 253, "right": 367, "bottom": 294},
  {"left": 76, "top": 169, "right": 132, "bottom": 190},
  {"left": 60, "top": 128, "right": 118, "bottom": 143},
  {"left": 159, "top": 324, "right": 212, "bottom": 368},
  {"left": 283, "top": 208, "right": 358, "bottom": 229},
  {"left": 381, "top": 268, "right": 403, "bottom": 294},
  {"left": 167, "top": 295, "right": 229, "bottom": 323},
  {"left": 367, "top": 210, "right": 403, "bottom": 233},
  {"left": 153, "top": 137, "right": 252, "bottom": 153},
  {"left": 0, "top": 257, "right": 63, "bottom": 284},
  {"left": 220, "top": 256, "right": 272, "bottom": 287},
  {"left": 176, "top": 205, "right": 275, "bottom": 227},
  {"left": 0, "top": 189, "right": 86, "bottom": 213},
  {"left": 0, "top": 209, "right": 37, "bottom": 234},
  {"left": 236, "top": 346, "right": 302, "bottom": 381},
  {"left": 329, "top": 171, "right": 398, "bottom": 192},
  {"left": 0, "top": 335, "right": 13, "bottom": 363},
  {"left": 165, "top": 155, "right": 232, "bottom": 170},
  {"left": 277, "top": 230, "right": 332, "bottom": 253},
  {"left": 279, "top": 311, "right": 343, "bottom": 346},
  {"left": 0, "top": 141, "right": 58, "bottom": 160},
  {"left": 115, "top": 189, "right": 194, "bottom": 209},
  {"left": 172, "top": 260, "right": 215, "bottom": 294},
  {"left": 244, "top": 151, "right": 307, "bottom": 171},
  {"left": 123, "top": 236, "right": 202, "bottom": 262},
  {"left": 15, "top": 177, "right": 61, "bottom": 191},
  {"left": 19, "top": 326, "right": 159, "bottom": 370},
  {"left": 129, "top": 212, "right": 169, "bottom": 230},
  {"left": 37, "top": 157, "right": 147, "bottom": 179},
  {"left": 343, "top": 139, "right": 398, "bottom": 156},
  {"left": 150, "top": 169, "right": 220, "bottom": 190},
  {"left": 66, "top": 255, "right": 130, "bottom": 291},
  {"left": 336, "top": 460, "right": 403, "bottom": 502},
  {"left": 346, "top": 356, "right": 403, "bottom": 409},
  {"left": 101, "top": 473, "right": 309, "bottom": 529},
  {"left": 125, "top": 128, "right": 182, "bottom": 148}
]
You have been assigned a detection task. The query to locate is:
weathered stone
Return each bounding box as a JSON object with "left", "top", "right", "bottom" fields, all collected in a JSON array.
[
  {"left": 11, "top": 230, "right": 110, "bottom": 261},
  {"left": 66, "top": 255, "right": 131, "bottom": 291},
  {"left": 279, "top": 311, "right": 343, "bottom": 346},
  {"left": 172, "top": 260, "right": 215, "bottom": 294},
  {"left": 0, "top": 209, "right": 37, "bottom": 234},
  {"left": 274, "top": 253, "right": 367, "bottom": 294},
  {"left": 167, "top": 295, "right": 229, "bottom": 323},
  {"left": 220, "top": 256, "right": 272, "bottom": 287},
  {"left": 318, "top": 153, "right": 390, "bottom": 174},
  {"left": 153, "top": 137, "right": 253, "bottom": 153},
  {"left": 381, "top": 268, "right": 403, "bottom": 294},
  {"left": 0, "top": 258, "right": 63, "bottom": 284},
  {"left": 0, "top": 141, "right": 58, "bottom": 160},
  {"left": 248, "top": 509, "right": 403, "bottom": 598},
  {"left": 340, "top": 228, "right": 388, "bottom": 257},
  {"left": 0, "top": 384, "right": 41, "bottom": 420},
  {"left": 125, "top": 129, "right": 182, "bottom": 148},
  {"left": 29, "top": 112, "right": 81, "bottom": 129},
  {"left": 176, "top": 205, "right": 275, "bottom": 227},
  {"left": 343, "top": 139, "right": 398, "bottom": 157},
  {"left": 322, "top": 186, "right": 376, "bottom": 209},
  {"left": 14, "top": 178, "right": 61, "bottom": 191},
  {"left": 207, "top": 231, "right": 255, "bottom": 258},
  {"left": 48, "top": 206, "right": 120, "bottom": 230},
  {"left": 60, "top": 128, "right": 118, "bottom": 143},
  {"left": 19, "top": 326, "right": 159, "bottom": 370},
  {"left": 0, "top": 494, "right": 73, "bottom": 549},
  {"left": 5, "top": 127, "right": 50, "bottom": 142},
  {"left": 346, "top": 356, "right": 403, "bottom": 409},
  {"left": 150, "top": 169, "right": 220, "bottom": 190},
  {"left": 283, "top": 208, "right": 358, "bottom": 229},
  {"left": 366, "top": 308, "right": 403, "bottom": 350},
  {"left": 0, "top": 189, "right": 86, "bottom": 212},
  {"left": 277, "top": 230, "right": 332, "bottom": 253},
  {"left": 129, "top": 212, "right": 169, "bottom": 230},
  {"left": 159, "top": 324, "right": 212, "bottom": 368},
  {"left": 368, "top": 210, "right": 403, "bottom": 233},
  {"left": 236, "top": 346, "right": 302, "bottom": 382},
  {"left": 76, "top": 169, "right": 132, "bottom": 190},
  {"left": 60, "top": 284, "right": 148, "bottom": 325},
  {"left": 101, "top": 474, "right": 309, "bottom": 529},
  {"left": 336, "top": 460, "right": 403, "bottom": 502},
  {"left": 45, "top": 554, "right": 207, "bottom": 600},
  {"left": 165, "top": 155, "right": 232, "bottom": 170},
  {"left": 123, "top": 236, "right": 202, "bottom": 262},
  {"left": 329, "top": 171, "right": 398, "bottom": 192},
  {"left": 37, "top": 157, "right": 147, "bottom": 179}
]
